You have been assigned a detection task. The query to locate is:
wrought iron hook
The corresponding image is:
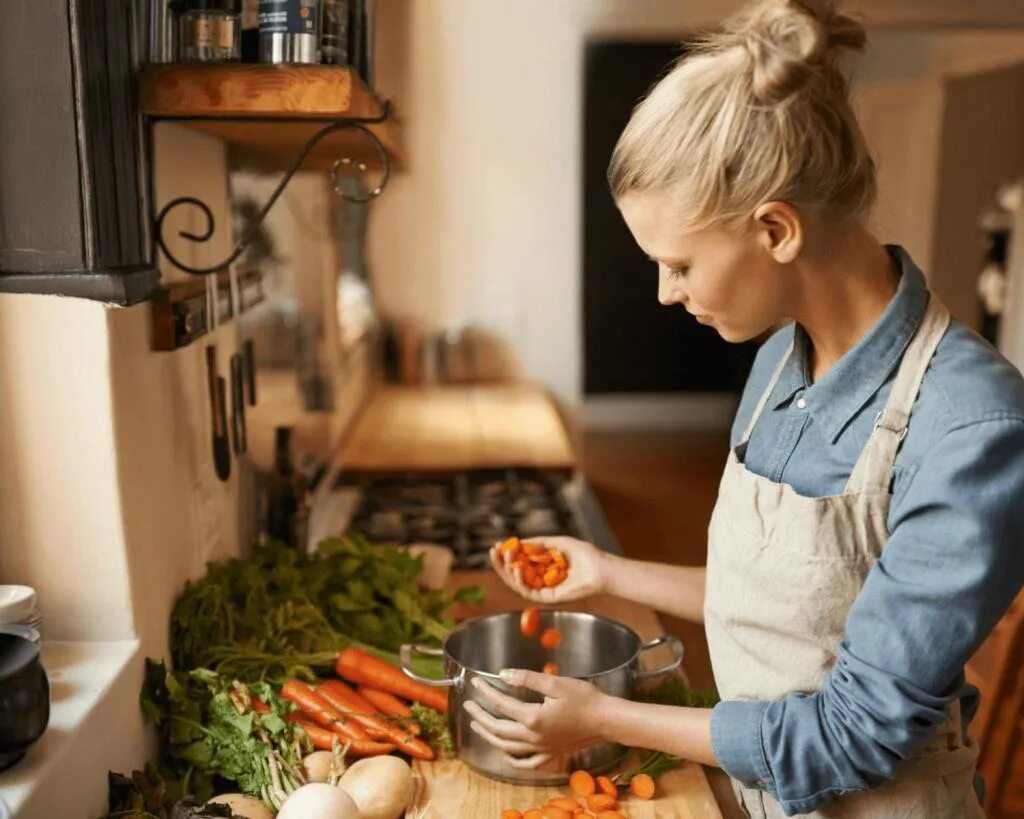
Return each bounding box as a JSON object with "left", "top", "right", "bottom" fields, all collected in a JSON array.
[{"left": 154, "top": 109, "right": 391, "bottom": 277}]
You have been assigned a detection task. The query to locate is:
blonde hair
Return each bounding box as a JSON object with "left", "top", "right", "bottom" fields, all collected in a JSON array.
[{"left": 608, "top": 0, "right": 875, "bottom": 231}]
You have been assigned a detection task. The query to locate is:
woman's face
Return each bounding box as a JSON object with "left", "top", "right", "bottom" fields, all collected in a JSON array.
[{"left": 618, "top": 191, "right": 794, "bottom": 343}]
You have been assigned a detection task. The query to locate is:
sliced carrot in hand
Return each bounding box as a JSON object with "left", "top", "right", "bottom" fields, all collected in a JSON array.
[
  {"left": 521, "top": 607, "right": 541, "bottom": 637},
  {"left": 569, "top": 770, "right": 596, "bottom": 798},
  {"left": 595, "top": 776, "right": 617, "bottom": 798},
  {"left": 500, "top": 536, "right": 522, "bottom": 553},
  {"left": 630, "top": 772, "right": 655, "bottom": 800},
  {"left": 540, "top": 628, "right": 562, "bottom": 649}
]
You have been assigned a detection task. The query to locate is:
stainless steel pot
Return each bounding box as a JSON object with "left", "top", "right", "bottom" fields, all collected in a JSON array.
[{"left": 401, "top": 610, "right": 684, "bottom": 785}]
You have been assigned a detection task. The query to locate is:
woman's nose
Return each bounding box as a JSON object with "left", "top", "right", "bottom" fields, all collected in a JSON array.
[{"left": 658, "top": 272, "right": 683, "bottom": 306}]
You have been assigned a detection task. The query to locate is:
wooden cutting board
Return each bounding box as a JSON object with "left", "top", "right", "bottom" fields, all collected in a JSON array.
[
  {"left": 406, "top": 572, "right": 724, "bottom": 818},
  {"left": 340, "top": 385, "right": 576, "bottom": 472}
]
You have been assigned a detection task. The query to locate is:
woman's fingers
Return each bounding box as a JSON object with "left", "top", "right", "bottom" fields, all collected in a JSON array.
[
  {"left": 464, "top": 701, "right": 542, "bottom": 743},
  {"left": 469, "top": 720, "right": 539, "bottom": 755},
  {"left": 498, "top": 669, "right": 562, "bottom": 697},
  {"left": 471, "top": 677, "right": 541, "bottom": 722}
]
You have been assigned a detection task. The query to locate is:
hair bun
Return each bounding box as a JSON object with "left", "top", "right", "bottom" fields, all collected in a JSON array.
[{"left": 727, "top": 0, "right": 866, "bottom": 104}]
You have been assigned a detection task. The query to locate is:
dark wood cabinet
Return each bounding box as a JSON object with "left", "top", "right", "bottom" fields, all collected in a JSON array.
[{"left": 0, "top": 1, "right": 157, "bottom": 304}]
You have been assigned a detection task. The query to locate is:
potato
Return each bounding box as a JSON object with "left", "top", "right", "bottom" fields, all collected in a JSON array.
[
  {"left": 339, "top": 755, "right": 414, "bottom": 819},
  {"left": 278, "top": 783, "right": 360, "bottom": 819},
  {"left": 303, "top": 750, "right": 339, "bottom": 784},
  {"left": 205, "top": 793, "right": 274, "bottom": 819}
]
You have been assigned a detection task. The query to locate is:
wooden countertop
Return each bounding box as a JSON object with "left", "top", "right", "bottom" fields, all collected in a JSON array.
[
  {"left": 340, "top": 385, "right": 576, "bottom": 472},
  {"left": 407, "top": 571, "right": 723, "bottom": 818}
]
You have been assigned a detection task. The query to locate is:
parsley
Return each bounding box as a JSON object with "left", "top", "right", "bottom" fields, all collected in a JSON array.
[
  {"left": 170, "top": 535, "right": 482, "bottom": 685},
  {"left": 410, "top": 704, "right": 454, "bottom": 757}
]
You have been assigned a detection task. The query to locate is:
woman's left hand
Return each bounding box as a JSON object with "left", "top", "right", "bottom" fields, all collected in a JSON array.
[{"left": 463, "top": 670, "right": 610, "bottom": 770}]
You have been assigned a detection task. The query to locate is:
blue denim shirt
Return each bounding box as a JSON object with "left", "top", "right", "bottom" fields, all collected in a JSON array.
[{"left": 709, "top": 247, "right": 1024, "bottom": 815}]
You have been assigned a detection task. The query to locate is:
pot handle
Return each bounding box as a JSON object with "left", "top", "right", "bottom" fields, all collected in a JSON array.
[
  {"left": 635, "top": 635, "right": 685, "bottom": 680},
  {"left": 400, "top": 644, "right": 458, "bottom": 687}
]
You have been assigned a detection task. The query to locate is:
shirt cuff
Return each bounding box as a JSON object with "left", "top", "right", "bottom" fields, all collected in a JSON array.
[{"left": 711, "top": 699, "right": 773, "bottom": 791}]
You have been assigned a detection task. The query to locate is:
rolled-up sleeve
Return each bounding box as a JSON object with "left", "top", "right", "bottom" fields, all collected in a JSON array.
[{"left": 710, "top": 416, "right": 1024, "bottom": 816}]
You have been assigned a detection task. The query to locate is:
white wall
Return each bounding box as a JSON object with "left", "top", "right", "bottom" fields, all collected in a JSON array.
[{"left": 368, "top": 3, "right": 1024, "bottom": 415}]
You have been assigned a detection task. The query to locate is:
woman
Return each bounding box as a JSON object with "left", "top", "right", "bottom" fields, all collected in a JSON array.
[{"left": 467, "top": 1, "right": 1024, "bottom": 816}]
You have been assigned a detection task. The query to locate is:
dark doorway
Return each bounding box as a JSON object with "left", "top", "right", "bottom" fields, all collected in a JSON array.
[{"left": 583, "top": 41, "right": 757, "bottom": 395}]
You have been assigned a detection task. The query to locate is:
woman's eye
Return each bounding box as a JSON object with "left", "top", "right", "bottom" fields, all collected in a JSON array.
[{"left": 669, "top": 267, "right": 688, "bottom": 279}]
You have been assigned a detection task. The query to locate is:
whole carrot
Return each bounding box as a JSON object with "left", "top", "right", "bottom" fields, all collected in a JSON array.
[
  {"left": 317, "top": 682, "right": 434, "bottom": 760},
  {"left": 336, "top": 647, "right": 449, "bottom": 713},
  {"left": 359, "top": 686, "right": 422, "bottom": 735},
  {"left": 280, "top": 679, "right": 370, "bottom": 741},
  {"left": 288, "top": 716, "right": 395, "bottom": 757},
  {"left": 316, "top": 681, "right": 393, "bottom": 740}
]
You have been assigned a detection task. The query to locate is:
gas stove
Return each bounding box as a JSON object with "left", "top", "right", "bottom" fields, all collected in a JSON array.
[{"left": 328, "top": 468, "right": 589, "bottom": 570}]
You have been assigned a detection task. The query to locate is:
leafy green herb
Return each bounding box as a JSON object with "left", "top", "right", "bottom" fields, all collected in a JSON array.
[
  {"left": 410, "top": 704, "right": 454, "bottom": 757},
  {"left": 635, "top": 676, "right": 719, "bottom": 709},
  {"left": 170, "top": 534, "right": 482, "bottom": 685},
  {"left": 140, "top": 659, "right": 310, "bottom": 808}
]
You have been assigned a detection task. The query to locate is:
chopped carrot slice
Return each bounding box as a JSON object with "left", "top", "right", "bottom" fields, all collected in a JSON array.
[
  {"left": 569, "top": 770, "right": 596, "bottom": 798},
  {"left": 524, "top": 811, "right": 543, "bottom": 819},
  {"left": 596, "top": 776, "right": 617, "bottom": 798},
  {"left": 585, "top": 794, "right": 617, "bottom": 812},
  {"left": 500, "top": 537, "right": 521, "bottom": 553},
  {"left": 595, "top": 812, "right": 624, "bottom": 819},
  {"left": 542, "top": 662, "right": 559, "bottom": 675},
  {"left": 502, "top": 811, "right": 523, "bottom": 819},
  {"left": 630, "top": 772, "right": 655, "bottom": 800},
  {"left": 540, "top": 807, "right": 572, "bottom": 819},
  {"left": 521, "top": 607, "right": 541, "bottom": 637},
  {"left": 547, "top": 797, "right": 578, "bottom": 811},
  {"left": 540, "top": 628, "right": 562, "bottom": 649}
]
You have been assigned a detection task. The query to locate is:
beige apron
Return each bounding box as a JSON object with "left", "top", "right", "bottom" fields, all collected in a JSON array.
[{"left": 705, "top": 295, "right": 985, "bottom": 818}]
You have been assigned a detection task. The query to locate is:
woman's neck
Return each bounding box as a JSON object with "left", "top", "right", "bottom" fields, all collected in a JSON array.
[{"left": 790, "top": 226, "right": 900, "bottom": 383}]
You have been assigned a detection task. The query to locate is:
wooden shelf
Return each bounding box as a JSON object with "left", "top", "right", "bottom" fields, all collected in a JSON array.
[{"left": 139, "top": 64, "right": 403, "bottom": 171}]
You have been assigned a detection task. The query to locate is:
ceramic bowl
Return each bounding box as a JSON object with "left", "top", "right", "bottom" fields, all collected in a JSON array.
[{"left": 0, "top": 586, "right": 36, "bottom": 625}]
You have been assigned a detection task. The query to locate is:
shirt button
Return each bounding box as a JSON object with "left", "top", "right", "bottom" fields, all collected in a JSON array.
[{"left": 796, "top": 396, "right": 807, "bottom": 410}]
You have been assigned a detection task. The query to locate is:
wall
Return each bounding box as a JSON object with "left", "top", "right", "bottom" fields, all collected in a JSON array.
[
  {"left": 369, "top": 2, "right": 1024, "bottom": 415},
  {"left": 931, "top": 63, "right": 1024, "bottom": 324}
]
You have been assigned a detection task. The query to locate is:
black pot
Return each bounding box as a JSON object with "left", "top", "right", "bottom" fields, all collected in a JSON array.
[{"left": 0, "top": 632, "right": 49, "bottom": 772}]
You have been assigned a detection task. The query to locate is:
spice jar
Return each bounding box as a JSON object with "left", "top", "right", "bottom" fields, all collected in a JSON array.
[
  {"left": 259, "top": 0, "right": 321, "bottom": 64},
  {"left": 179, "top": 0, "right": 241, "bottom": 62}
]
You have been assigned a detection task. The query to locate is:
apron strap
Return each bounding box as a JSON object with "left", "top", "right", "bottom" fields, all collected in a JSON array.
[
  {"left": 846, "top": 294, "right": 951, "bottom": 495},
  {"left": 741, "top": 339, "right": 795, "bottom": 443}
]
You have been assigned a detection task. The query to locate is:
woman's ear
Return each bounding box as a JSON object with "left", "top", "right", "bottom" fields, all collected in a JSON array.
[{"left": 752, "top": 202, "right": 803, "bottom": 264}]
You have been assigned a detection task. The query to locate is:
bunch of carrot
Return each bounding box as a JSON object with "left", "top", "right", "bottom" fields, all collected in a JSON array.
[
  {"left": 500, "top": 769, "right": 655, "bottom": 818},
  {"left": 500, "top": 537, "right": 569, "bottom": 590},
  {"left": 280, "top": 647, "right": 449, "bottom": 762}
]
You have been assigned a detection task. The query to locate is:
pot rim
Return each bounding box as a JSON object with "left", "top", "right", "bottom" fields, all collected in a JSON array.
[{"left": 440, "top": 609, "right": 647, "bottom": 681}]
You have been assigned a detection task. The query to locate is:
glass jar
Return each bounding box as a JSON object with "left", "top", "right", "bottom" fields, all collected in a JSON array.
[
  {"left": 180, "top": 0, "right": 242, "bottom": 62},
  {"left": 321, "top": 0, "right": 350, "bottom": 66}
]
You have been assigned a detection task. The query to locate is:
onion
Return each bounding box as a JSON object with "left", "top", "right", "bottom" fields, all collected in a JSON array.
[
  {"left": 278, "top": 783, "right": 360, "bottom": 819},
  {"left": 205, "top": 794, "right": 274, "bottom": 819},
  {"left": 339, "top": 755, "right": 414, "bottom": 819}
]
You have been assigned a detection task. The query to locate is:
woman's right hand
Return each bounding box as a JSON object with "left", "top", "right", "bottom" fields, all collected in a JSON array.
[{"left": 489, "top": 536, "right": 613, "bottom": 604}]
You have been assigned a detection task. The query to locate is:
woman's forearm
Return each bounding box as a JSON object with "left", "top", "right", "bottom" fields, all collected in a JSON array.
[
  {"left": 599, "top": 698, "right": 718, "bottom": 767},
  {"left": 602, "top": 554, "right": 707, "bottom": 623}
]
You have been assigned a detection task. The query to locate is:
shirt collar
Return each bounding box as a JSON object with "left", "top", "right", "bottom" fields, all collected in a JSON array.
[{"left": 769, "top": 245, "right": 929, "bottom": 443}]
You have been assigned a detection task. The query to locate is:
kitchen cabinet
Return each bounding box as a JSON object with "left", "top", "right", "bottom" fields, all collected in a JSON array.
[{"left": 406, "top": 570, "right": 724, "bottom": 818}]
